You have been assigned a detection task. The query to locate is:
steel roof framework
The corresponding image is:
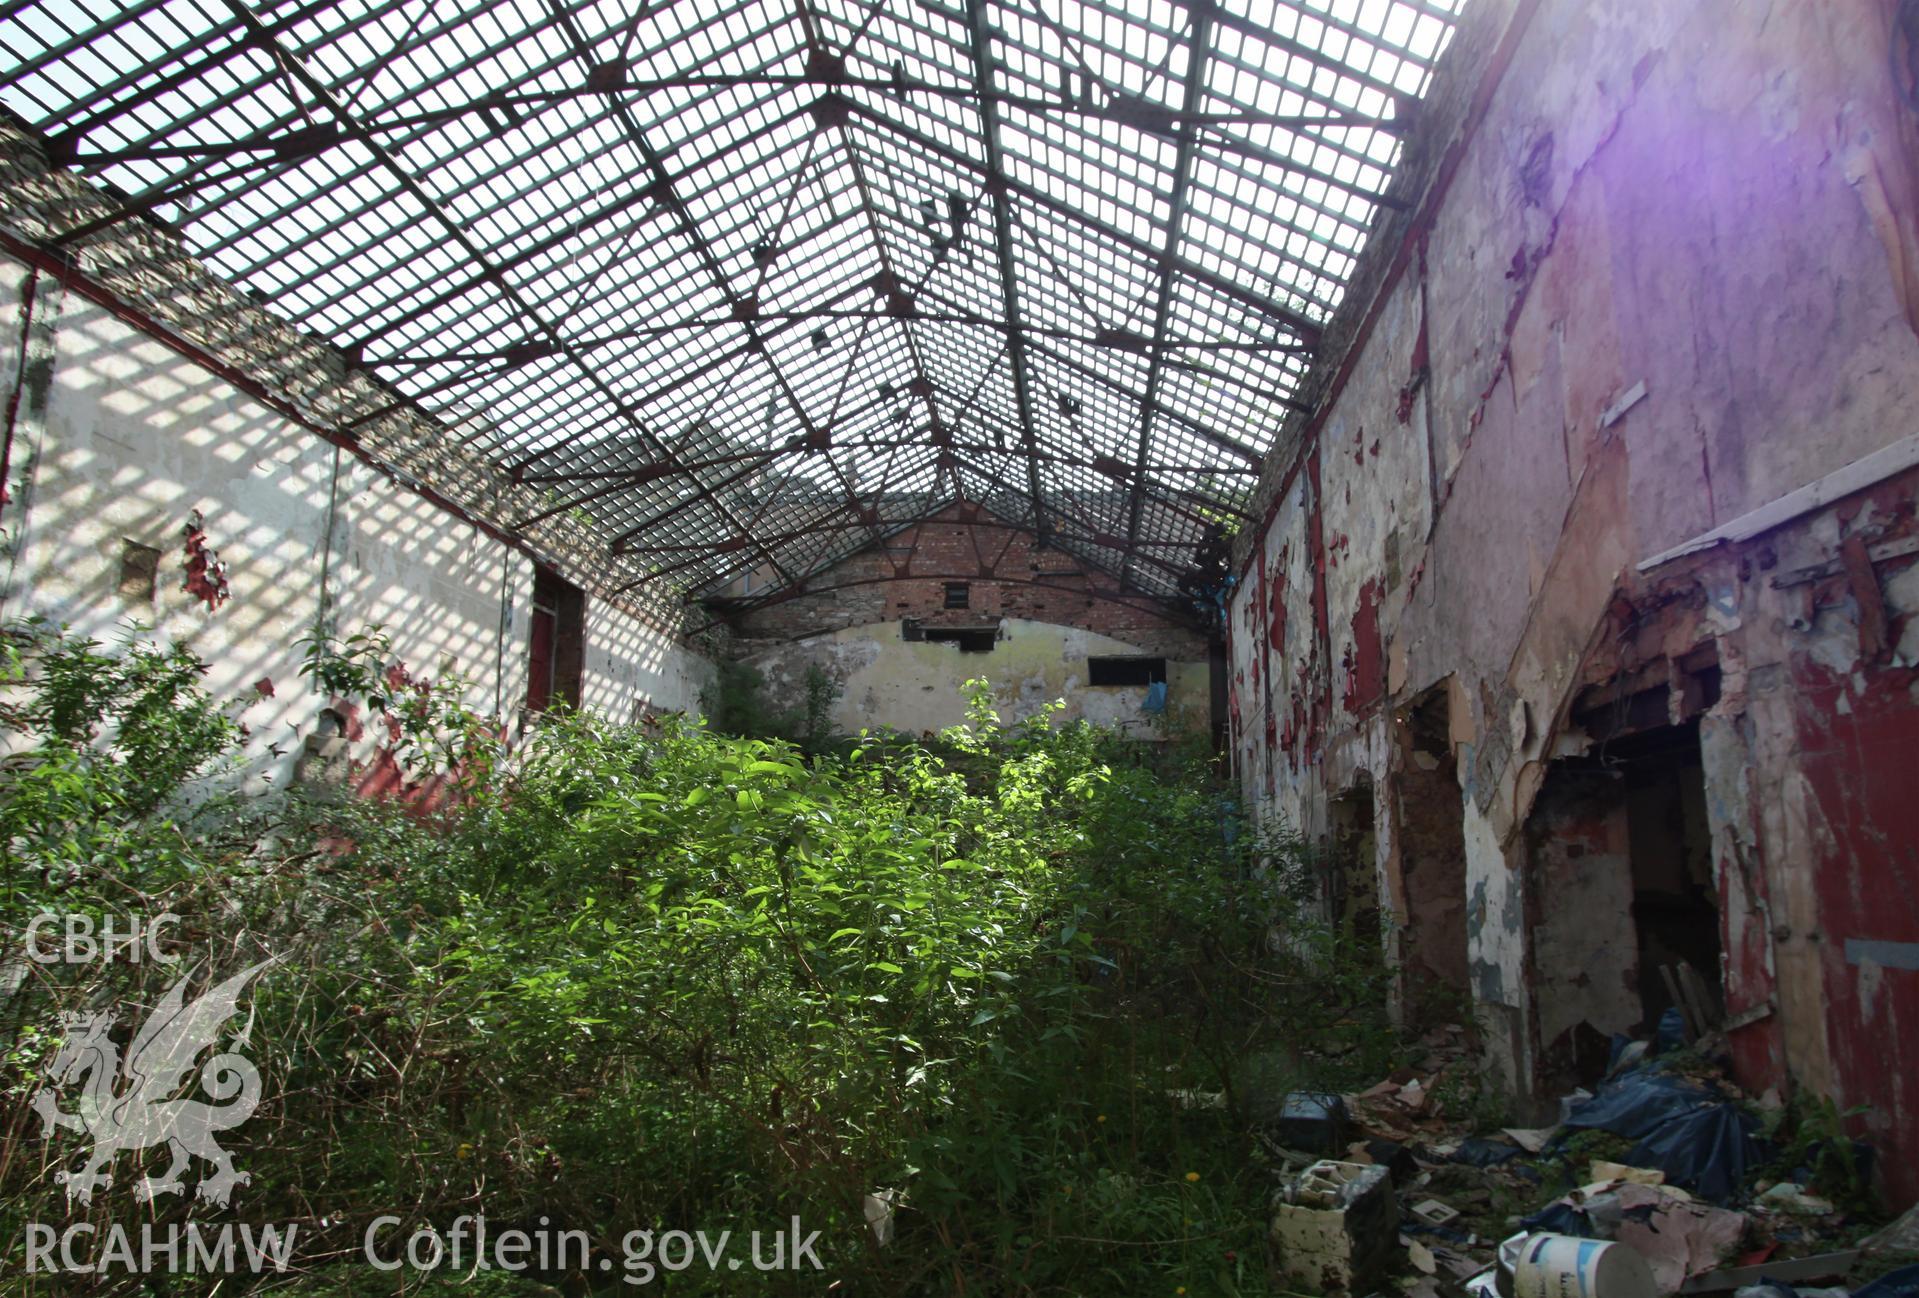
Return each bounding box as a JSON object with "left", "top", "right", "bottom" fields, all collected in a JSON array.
[{"left": 1, "top": 0, "right": 1466, "bottom": 602}]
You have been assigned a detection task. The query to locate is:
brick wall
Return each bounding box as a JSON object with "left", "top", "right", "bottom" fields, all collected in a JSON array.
[{"left": 724, "top": 504, "right": 1208, "bottom": 660}]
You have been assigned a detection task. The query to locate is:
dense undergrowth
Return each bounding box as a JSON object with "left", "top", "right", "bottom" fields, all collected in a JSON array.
[{"left": 1, "top": 623, "right": 1403, "bottom": 1296}]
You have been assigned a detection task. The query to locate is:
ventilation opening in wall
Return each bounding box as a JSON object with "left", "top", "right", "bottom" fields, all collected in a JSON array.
[
  {"left": 118, "top": 539, "right": 161, "bottom": 604},
  {"left": 527, "top": 567, "right": 586, "bottom": 711},
  {"left": 923, "top": 626, "right": 998, "bottom": 653},
  {"left": 1087, "top": 656, "right": 1167, "bottom": 686},
  {"left": 943, "top": 581, "right": 970, "bottom": 609}
]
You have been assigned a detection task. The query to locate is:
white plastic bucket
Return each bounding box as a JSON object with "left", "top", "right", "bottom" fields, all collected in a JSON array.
[{"left": 1511, "top": 1233, "right": 1656, "bottom": 1298}]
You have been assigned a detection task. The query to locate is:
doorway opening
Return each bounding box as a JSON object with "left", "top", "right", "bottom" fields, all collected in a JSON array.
[
  {"left": 1526, "top": 716, "right": 1720, "bottom": 1093},
  {"left": 1326, "top": 779, "right": 1381, "bottom": 946},
  {"left": 1393, "top": 685, "right": 1470, "bottom": 1022}
]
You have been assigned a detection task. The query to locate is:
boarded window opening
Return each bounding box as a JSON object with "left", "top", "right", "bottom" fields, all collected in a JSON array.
[
  {"left": 1087, "top": 656, "right": 1166, "bottom": 686},
  {"left": 943, "top": 581, "right": 970, "bottom": 609},
  {"left": 527, "top": 567, "right": 586, "bottom": 711},
  {"left": 924, "top": 627, "right": 996, "bottom": 653},
  {"left": 118, "top": 539, "right": 160, "bottom": 604}
]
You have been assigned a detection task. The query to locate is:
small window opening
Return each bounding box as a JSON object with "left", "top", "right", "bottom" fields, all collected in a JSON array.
[
  {"left": 923, "top": 627, "right": 997, "bottom": 652},
  {"left": 1087, "top": 656, "right": 1166, "bottom": 686},
  {"left": 118, "top": 539, "right": 161, "bottom": 604},
  {"left": 943, "top": 581, "right": 970, "bottom": 609},
  {"left": 527, "top": 567, "right": 586, "bottom": 711}
]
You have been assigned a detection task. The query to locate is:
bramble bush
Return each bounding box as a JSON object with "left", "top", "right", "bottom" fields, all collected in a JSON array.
[{"left": 2, "top": 630, "right": 1402, "bottom": 1297}]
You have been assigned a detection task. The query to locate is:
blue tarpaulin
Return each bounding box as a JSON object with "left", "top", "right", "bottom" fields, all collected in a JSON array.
[{"left": 1556, "top": 1064, "right": 1769, "bottom": 1202}]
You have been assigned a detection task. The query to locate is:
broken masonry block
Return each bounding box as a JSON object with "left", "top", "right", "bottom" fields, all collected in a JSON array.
[{"left": 1271, "top": 1159, "right": 1397, "bottom": 1296}]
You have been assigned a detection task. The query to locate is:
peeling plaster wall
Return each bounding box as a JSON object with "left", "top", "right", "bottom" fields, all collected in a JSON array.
[
  {"left": 744, "top": 618, "right": 1210, "bottom": 740},
  {"left": 1228, "top": 0, "right": 1919, "bottom": 1199},
  {"left": 0, "top": 255, "right": 712, "bottom": 792}
]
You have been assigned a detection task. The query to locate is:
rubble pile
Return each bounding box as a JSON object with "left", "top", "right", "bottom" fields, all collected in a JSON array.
[{"left": 1257, "top": 1023, "right": 1916, "bottom": 1298}]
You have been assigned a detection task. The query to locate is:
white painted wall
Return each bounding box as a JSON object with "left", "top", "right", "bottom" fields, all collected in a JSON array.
[
  {"left": 744, "top": 618, "right": 1209, "bottom": 740},
  {"left": 0, "top": 255, "right": 710, "bottom": 792}
]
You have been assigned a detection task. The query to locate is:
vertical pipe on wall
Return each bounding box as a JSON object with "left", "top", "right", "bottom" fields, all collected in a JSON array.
[
  {"left": 315, "top": 442, "right": 344, "bottom": 637},
  {"left": 494, "top": 551, "right": 513, "bottom": 719},
  {"left": 0, "top": 269, "right": 40, "bottom": 530}
]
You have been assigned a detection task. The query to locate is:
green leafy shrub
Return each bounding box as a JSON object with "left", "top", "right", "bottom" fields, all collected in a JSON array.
[{"left": 2, "top": 640, "right": 1403, "bottom": 1297}]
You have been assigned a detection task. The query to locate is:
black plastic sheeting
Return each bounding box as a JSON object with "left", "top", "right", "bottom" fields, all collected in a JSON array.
[
  {"left": 1451, "top": 1135, "right": 1527, "bottom": 1167},
  {"left": 1555, "top": 1063, "right": 1769, "bottom": 1201},
  {"left": 1855, "top": 1265, "right": 1919, "bottom": 1298}
]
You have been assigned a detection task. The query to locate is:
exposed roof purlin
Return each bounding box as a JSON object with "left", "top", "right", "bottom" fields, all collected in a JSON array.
[
  {"left": 535, "top": 0, "right": 817, "bottom": 587},
  {"left": 1119, "top": 0, "right": 1218, "bottom": 591},
  {"left": 208, "top": 0, "right": 806, "bottom": 591}
]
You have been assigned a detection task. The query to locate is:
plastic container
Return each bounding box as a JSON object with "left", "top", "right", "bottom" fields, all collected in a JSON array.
[{"left": 1511, "top": 1233, "right": 1656, "bottom": 1298}]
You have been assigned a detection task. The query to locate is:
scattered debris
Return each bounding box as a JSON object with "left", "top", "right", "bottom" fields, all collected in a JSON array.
[
  {"left": 1412, "top": 1197, "right": 1462, "bottom": 1228},
  {"left": 1247, "top": 1022, "right": 1896, "bottom": 1298},
  {"left": 1759, "top": 1183, "right": 1838, "bottom": 1216}
]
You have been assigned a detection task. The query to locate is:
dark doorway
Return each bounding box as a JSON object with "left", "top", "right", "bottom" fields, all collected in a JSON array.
[
  {"left": 527, "top": 567, "right": 586, "bottom": 712},
  {"left": 1526, "top": 719, "right": 1720, "bottom": 1093},
  {"left": 1393, "top": 685, "right": 1470, "bottom": 1020},
  {"left": 1619, "top": 724, "right": 1721, "bottom": 1031},
  {"left": 1326, "top": 780, "right": 1381, "bottom": 944}
]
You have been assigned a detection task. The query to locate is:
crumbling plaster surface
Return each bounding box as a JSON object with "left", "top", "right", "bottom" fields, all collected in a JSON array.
[
  {"left": 1228, "top": 0, "right": 1919, "bottom": 1188},
  {"left": 0, "top": 260, "right": 712, "bottom": 791},
  {"left": 744, "top": 618, "right": 1209, "bottom": 740}
]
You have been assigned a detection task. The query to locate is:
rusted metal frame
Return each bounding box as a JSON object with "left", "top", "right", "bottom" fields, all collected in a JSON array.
[
  {"left": 840, "top": 96, "right": 1322, "bottom": 345},
  {"left": 1176, "top": 134, "right": 1384, "bottom": 277},
  {"left": 381, "top": 306, "right": 1312, "bottom": 362},
  {"left": 508, "top": 347, "right": 764, "bottom": 503},
  {"left": 504, "top": 268, "right": 889, "bottom": 476},
  {"left": 719, "top": 0, "right": 902, "bottom": 566},
  {"left": 373, "top": 203, "right": 869, "bottom": 370},
  {"left": 528, "top": 0, "right": 827, "bottom": 585},
  {"left": 987, "top": 10, "right": 1407, "bottom": 155},
  {"left": 58, "top": 0, "right": 592, "bottom": 167},
  {"left": 1020, "top": 333, "right": 1277, "bottom": 460},
  {"left": 28, "top": 0, "right": 340, "bottom": 152},
  {"left": 701, "top": 569, "right": 1198, "bottom": 628},
  {"left": 985, "top": 12, "right": 1405, "bottom": 199},
  {"left": 941, "top": 0, "right": 1044, "bottom": 542},
  {"left": 1, "top": 0, "right": 178, "bottom": 86},
  {"left": 44, "top": 148, "right": 295, "bottom": 248},
  {"left": 798, "top": 0, "right": 966, "bottom": 561},
  {"left": 225, "top": 74, "right": 808, "bottom": 314},
  {"left": 511, "top": 446, "right": 788, "bottom": 531},
  {"left": 34, "top": 0, "right": 419, "bottom": 142},
  {"left": 322, "top": 180, "right": 664, "bottom": 342},
  {"left": 1205, "top": 8, "right": 1414, "bottom": 105},
  {"left": 213, "top": 73, "right": 1409, "bottom": 142},
  {"left": 208, "top": 92, "right": 659, "bottom": 293},
  {"left": 606, "top": 449, "right": 793, "bottom": 551},
  {"left": 1119, "top": 1, "right": 1216, "bottom": 591},
  {"left": 213, "top": 0, "right": 795, "bottom": 588},
  {"left": 818, "top": 435, "right": 1258, "bottom": 477},
  {"left": 939, "top": 462, "right": 1203, "bottom": 587}
]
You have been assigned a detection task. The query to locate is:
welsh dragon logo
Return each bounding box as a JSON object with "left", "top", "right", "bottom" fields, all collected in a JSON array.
[{"left": 31, "top": 958, "right": 276, "bottom": 1207}]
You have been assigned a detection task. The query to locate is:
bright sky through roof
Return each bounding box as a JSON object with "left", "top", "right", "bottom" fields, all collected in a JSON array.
[{"left": 1, "top": 0, "right": 1466, "bottom": 597}]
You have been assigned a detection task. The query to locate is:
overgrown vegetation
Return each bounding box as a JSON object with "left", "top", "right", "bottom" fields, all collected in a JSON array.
[{"left": 1, "top": 627, "right": 1406, "bottom": 1296}]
